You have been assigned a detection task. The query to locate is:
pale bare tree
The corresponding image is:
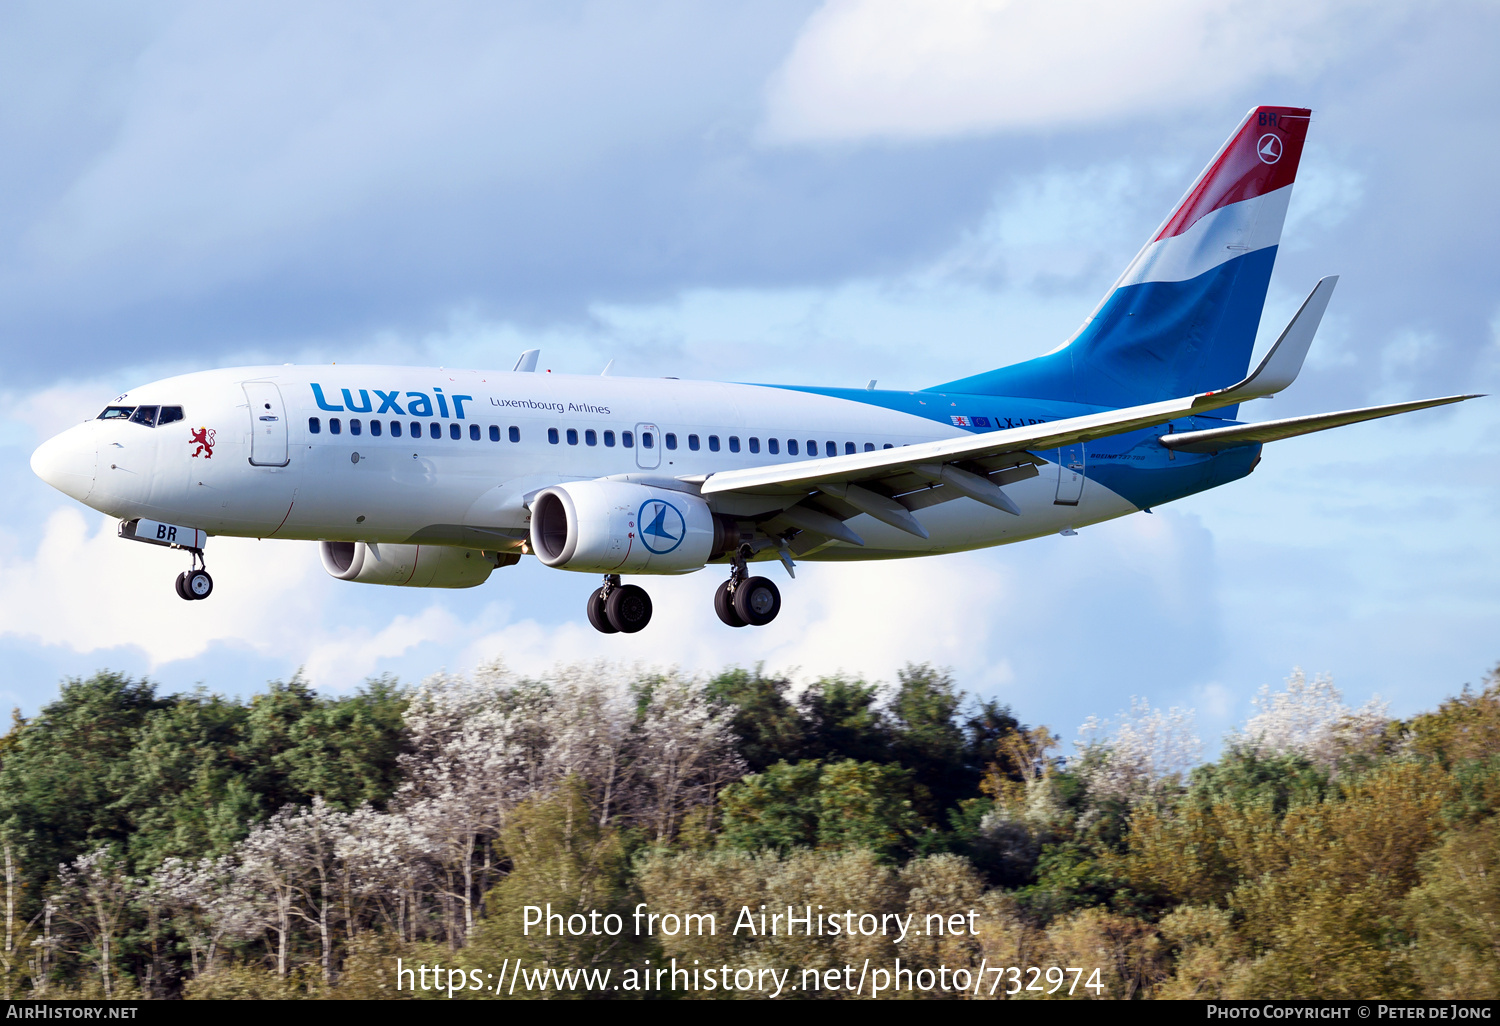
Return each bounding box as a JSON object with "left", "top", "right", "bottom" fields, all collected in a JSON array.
[
  {"left": 1230, "top": 668, "right": 1389, "bottom": 771},
  {"left": 1077, "top": 697, "right": 1203, "bottom": 806},
  {"left": 50, "top": 847, "right": 134, "bottom": 998}
]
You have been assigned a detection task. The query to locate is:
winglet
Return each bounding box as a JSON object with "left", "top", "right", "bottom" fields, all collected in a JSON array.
[
  {"left": 513, "top": 349, "right": 540, "bottom": 373},
  {"left": 1198, "top": 275, "right": 1337, "bottom": 405}
]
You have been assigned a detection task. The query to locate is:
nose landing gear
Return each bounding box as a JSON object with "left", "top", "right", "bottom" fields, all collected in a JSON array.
[
  {"left": 586, "top": 574, "right": 653, "bottom": 633},
  {"left": 714, "top": 547, "right": 781, "bottom": 628},
  {"left": 175, "top": 550, "right": 213, "bottom": 601}
]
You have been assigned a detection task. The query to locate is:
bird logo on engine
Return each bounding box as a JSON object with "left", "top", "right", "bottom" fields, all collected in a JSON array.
[{"left": 638, "top": 499, "right": 686, "bottom": 555}]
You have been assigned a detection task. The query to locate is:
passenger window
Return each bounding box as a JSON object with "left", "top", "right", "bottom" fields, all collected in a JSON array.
[
  {"left": 585, "top": 429, "right": 597, "bottom": 446},
  {"left": 129, "top": 405, "right": 159, "bottom": 427},
  {"left": 470, "top": 424, "right": 480, "bottom": 441},
  {"left": 688, "top": 434, "right": 700, "bottom": 451},
  {"left": 864, "top": 442, "right": 874, "bottom": 452},
  {"left": 509, "top": 426, "right": 520, "bottom": 443},
  {"left": 604, "top": 430, "right": 615, "bottom": 447},
  {"left": 748, "top": 437, "right": 759, "bottom": 454},
  {"left": 158, "top": 406, "right": 184, "bottom": 426},
  {"left": 548, "top": 427, "right": 560, "bottom": 444},
  {"left": 883, "top": 443, "right": 893, "bottom": 449},
  {"left": 728, "top": 436, "right": 740, "bottom": 453},
  {"left": 807, "top": 440, "right": 817, "bottom": 456},
  {"left": 768, "top": 438, "right": 779, "bottom": 455},
  {"left": 410, "top": 422, "right": 421, "bottom": 437},
  {"left": 391, "top": 421, "right": 402, "bottom": 438},
  {"left": 371, "top": 420, "right": 382, "bottom": 437},
  {"left": 643, "top": 432, "right": 654, "bottom": 449},
  {"left": 567, "top": 428, "right": 579, "bottom": 445},
  {"left": 665, "top": 433, "right": 677, "bottom": 450},
  {"left": 787, "top": 438, "right": 798, "bottom": 455},
  {"left": 845, "top": 442, "right": 855, "bottom": 455},
  {"left": 309, "top": 417, "right": 321, "bottom": 434},
  {"left": 623, "top": 431, "right": 634, "bottom": 448},
  {"left": 449, "top": 423, "right": 461, "bottom": 440},
  {"left": 825, "top": 441, "right": 836, "bottom": 458},
  {"left": 331, "top": 418, "right": 342, "bottom": 435},
  {"left": 350, "top": 419, "right": 362, "bottom": 436},
  {"left": 708, "top": 435, "right": 720, "bottom": 452},
  {"left": 489, "top": 425, "right": 500, "bottom": 442},
  {"left": 98, "top": 406, "right": 134, "bottom": 420}
]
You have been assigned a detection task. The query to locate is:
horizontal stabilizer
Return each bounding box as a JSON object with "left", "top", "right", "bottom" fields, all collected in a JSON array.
[{"left": 1161, "top": 394, "right": 1480, "bottom": 453}]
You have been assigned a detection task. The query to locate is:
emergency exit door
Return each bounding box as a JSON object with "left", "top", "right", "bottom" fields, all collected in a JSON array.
[{"left": 1054, "top": 444, "right": 1085, "bottom": 505}]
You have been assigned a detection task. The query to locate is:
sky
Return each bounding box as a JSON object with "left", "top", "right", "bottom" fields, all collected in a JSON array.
[{"left": 1, "top": 0, "right": 1497, "bottom": 753}]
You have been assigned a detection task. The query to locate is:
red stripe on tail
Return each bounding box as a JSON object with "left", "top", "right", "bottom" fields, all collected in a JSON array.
[{"left": 1153, "top": 106, "right": 1311, "bottom": 242}]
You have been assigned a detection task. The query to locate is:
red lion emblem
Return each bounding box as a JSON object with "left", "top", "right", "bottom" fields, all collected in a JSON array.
[{"left": 189, "top": 427, "right": 216, "bottom": 459}]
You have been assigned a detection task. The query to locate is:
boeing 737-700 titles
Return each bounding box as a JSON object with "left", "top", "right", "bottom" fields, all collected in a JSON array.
[{"left": 30, "top": 106, "right": 1478, "bottom": 633}]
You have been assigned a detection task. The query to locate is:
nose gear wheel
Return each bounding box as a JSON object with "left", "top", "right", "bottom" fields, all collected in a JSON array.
[{"left": 176, "top": 549, "right": 212, "bottom": 600}]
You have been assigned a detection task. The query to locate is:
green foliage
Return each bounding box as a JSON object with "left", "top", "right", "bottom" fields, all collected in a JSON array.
[
  {"left": 705, "top": 667, "right": 804, "bottom": 772},
  {"left": 278, "top": 676, "right": 409, "bottom": 810},
  {"left": 4, "top": 660, "right": 1500, "bottom": 1000},
  {"left": 720, "top": 759, "right": 926, "bottom": 862},
  {"left": 461, "top": 777, "right": 646, "bottom": 997},
  {"left": 1405, "top": 814, "right": 1500, "bottom": 999},
  {"left": 0, "top": 671, "right": 408, "bottom": 925},
  {"left": 888, "top": 664, "right": 970, "bottom": 814},
  {"left": 0, "top": 671, "right": 171, "bottom": 901},
  {"left": 796, "top": 675, "right": 891, "bottom": 765}
]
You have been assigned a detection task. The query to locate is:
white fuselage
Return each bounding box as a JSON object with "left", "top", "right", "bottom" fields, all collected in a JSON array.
[{"left": 32, "top": 365, "right": 1136, "bottom": 568}]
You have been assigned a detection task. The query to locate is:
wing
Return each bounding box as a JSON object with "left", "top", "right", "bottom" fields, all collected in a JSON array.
[
  {"left": 689, "top": 277, "right": 1472, "bottom": 550},
  {"left": 1159, "top": 394, "right": 1479, "bottom": 453}
]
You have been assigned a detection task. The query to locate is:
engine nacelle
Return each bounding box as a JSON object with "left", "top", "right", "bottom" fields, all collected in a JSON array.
[
  {"left": 320, "top": 541, "right": 502, "bottom": 588},
  {"left": 529, "top": 481, "right": 724, "bottom": 574}
]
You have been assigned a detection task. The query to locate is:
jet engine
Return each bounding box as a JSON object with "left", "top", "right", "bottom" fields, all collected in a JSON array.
[
  {"left": 529, "top": 481, "right": 726, "bottom": 574},
  {"left": 319, "top": 541, "right": 507, "bottom": 588}
]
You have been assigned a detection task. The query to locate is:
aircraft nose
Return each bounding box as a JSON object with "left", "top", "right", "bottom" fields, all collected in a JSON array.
[{"left": 31, "top": 425, "right": 97, "bottom": 502}]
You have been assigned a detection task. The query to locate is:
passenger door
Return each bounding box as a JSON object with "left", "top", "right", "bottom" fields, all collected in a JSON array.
[{"left": 244, "top": 382, "right": 290, "bottom": 467}]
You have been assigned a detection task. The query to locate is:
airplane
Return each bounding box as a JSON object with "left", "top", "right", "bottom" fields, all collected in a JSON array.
[{"left": 30, "top": 105, "right": 1479, "bottom": 634}]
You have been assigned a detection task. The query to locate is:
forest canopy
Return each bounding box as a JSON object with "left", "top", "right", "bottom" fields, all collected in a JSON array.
[{"left": 0, "top": 660, "right": 1495, "bottom": 1000}]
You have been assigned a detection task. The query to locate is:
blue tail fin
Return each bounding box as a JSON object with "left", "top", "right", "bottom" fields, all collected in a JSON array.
[{"left": 935, "top": 106, "right": 1312, "bottom": 414}]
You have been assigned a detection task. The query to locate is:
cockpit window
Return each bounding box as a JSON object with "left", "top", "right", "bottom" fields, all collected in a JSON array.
[
  {"left": 98, "top": 407, "right": 134, "bottom": 420},
  {"left": 157, "top": 406, "right": 184, "bottom": 426},
  {"left": 128, "top": 405, "right": 160, "bottom": 427}
]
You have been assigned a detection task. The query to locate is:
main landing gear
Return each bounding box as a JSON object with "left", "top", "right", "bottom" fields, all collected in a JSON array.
[
  {"left": 175, "top": 549, "right": 213, "bottom": 601},
  {"left": 586, "top": 575, "right": 653, "bottom": 634},
  {"left": 714, "top": 548, "right": 781, "bottom": 628}
]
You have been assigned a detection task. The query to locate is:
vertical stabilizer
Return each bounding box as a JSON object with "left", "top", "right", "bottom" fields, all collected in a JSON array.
[{"left": 936, "top": 106, "right": 1312, "bottom": 414}]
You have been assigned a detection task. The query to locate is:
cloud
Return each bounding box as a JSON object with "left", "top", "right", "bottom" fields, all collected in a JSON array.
[
  {"left": 762, "top": 0, "right": 1409, "bottom": 143},
  {"left": 0, "top": 509, "right": 319, "bottom": 665}
]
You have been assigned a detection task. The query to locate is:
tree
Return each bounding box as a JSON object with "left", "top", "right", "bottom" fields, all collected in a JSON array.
[
  {"left": 1229, "top": 669, "right": 1389, "bottom": 772},
  {"left": 798, "top": 676, "right": 891, "bottom": 765},
  {"left": 280, "top": 677, "right": 409, "bottom": 810},
  {"left": 50, "top": 847, "right": 134, "bottom": 998},
  {"left": 1077, "top": 697, "right": 1202, "bottom": 807},
  {"left": 705, "top": 666, "right": 804, "bottom": 772},
  {"left": 462, "top": 778, "right": 641, "bottom": 996},
  {"left": 889, "top": 664, "right": 971, "bottom": 814},
  {"left": 1406, "top": 814, "right": 1500, "bottom": 998},
  {"left": 0, "top": 672, "right": 169, "bottom": 910},
  {"left": 720, "top": 759, "right": 927, "bottom": 862}
]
